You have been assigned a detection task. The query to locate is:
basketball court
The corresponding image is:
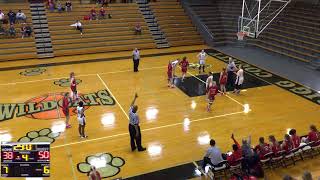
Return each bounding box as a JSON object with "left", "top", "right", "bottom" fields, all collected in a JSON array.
[{"left": 0, "top": 46, "right": 319, "bottom": 179}]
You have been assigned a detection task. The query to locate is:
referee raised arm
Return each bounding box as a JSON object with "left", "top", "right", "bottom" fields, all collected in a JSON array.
[{"left": 128, "top": 93, "right": 146, "bottom": 152}]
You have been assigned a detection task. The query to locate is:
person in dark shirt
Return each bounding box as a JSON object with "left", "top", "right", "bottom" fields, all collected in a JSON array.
[
  {"left": 8, "top": 24, "right": 16, "bottom": 37},
  {"left": 7, "top": 10, "right": 16, "bottom": 24},
  {"left": 65, "top": 0, "right": 72, "bottom": 12}
]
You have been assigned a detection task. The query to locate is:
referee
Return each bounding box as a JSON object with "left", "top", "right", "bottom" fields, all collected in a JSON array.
[{"left": 128, "top": 93, "right": 146, "bottom": 152}]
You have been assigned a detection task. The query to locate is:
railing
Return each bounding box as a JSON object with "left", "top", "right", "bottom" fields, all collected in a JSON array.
[{"left": 180, "top": 1, "right": 215, "bottom": 46}]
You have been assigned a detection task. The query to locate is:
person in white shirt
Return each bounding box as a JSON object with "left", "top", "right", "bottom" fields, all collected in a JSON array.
[
  {"left": 205, "top": 72, "right": 213, "bottom": 91},
  {"left": 201, "top": 139, "right": 224, "bottom": 171},
  {"left": 16, "top": 10, "right": 26, "bottom": 23},
  {"left": 132, "top": 48, "right": 140, "bottom": 72},
  {"left": 77, "top": 101, "right": 88, "bottom": 138},
  {"left": 0, "top": 10, "right": 5, "bottom": 24},
  {"left": 197, "top": 50, "right": 207, "bottom": 74},
  {"left": 234, "top": 65, "right": 244, "bottom": 94},
  {"left": 171, "top": 58, "right": 179, "bottom": 77},
  {"left": 70, "top": 20, "right": 83, "bottom": 35}
]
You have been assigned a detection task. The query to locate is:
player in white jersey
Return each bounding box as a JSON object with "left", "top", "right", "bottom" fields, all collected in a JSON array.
[
  {"left": 171, "top": 58, "right": 179, "bottom": 77},
  {"left": 233, "top": 65, "right": 244, "bottom": 95},
  {"left": 197, "top": 50, "right": 207, "bottom": 74},
  {"left": 77, "top": 101, "right": 87, "bottom": 138}
]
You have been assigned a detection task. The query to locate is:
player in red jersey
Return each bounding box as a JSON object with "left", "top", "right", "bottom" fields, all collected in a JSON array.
[
  {"left": 62, "top": 93, "right": 71, "bottom": 128},
  {"left": 207, "top": 81, "right": 218, "bottom": 112},
  {"left": 179, "top": 57, "right": 189, "bottom": 82},
  {"left": 167, "top": 60, "right": 174, "bottom": 88},
  {"left": 219, "top": 68, "right": 228, "bottom": 95},
  {"left": 70, "top": 72, "right": 78, "bottom": 102}
]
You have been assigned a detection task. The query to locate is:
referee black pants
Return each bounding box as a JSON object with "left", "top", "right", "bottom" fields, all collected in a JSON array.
[
  {"left": 227, "top": 71, "right": 234, "bottom": 90},
  {"left": 133, "top": 59, "right": 140, "bottom": 72},
  {"left": 129, "top": 124, "right": 143, "bottom": 150}
]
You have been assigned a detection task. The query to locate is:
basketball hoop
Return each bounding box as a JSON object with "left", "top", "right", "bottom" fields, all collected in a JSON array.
[{"left": 236, "top": 31, "right": 247, "bottom": 41}]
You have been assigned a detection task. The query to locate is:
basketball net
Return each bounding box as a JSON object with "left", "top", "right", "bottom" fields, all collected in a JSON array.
[{"left": 236, "top": 31, "right": 247, "bottom": 41}]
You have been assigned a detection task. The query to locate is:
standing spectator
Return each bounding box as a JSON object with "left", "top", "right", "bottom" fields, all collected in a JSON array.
[
  {"left": 57, "top": 1, "right": 63, "bottom": 13},
  {"left": 233, "top": 65, "right": 244, "bottom": 95},
  {"left": 65, "top": 0, "right": 72, "bottom": 12},
  {"left": 227, "top": 134, "right": 242, "bottom": 166},
  {"left": 48, "top": 0, "right": 55, "bottom": 12},
  {"left": 201, "top": 139, "right": 224, "bottom": 170},
  {"left": 70, "top": 20, "right": 83, "bottom": 35},
  {"left": 7, "top": 10, "right": 16, "bottom": 24},
  {"left": 226, "top": 57, "right": 237, "bottom": 90},
  {"left": 219, "top": 68, "right": 228, "bottom": 95},
  {"left": 134, "top": 22, "right": 142, "bottom": 35},
  {"left": 255, "top": 137, "right": 271, "bottom": 159},
  {"left": 128, "top": 93, "right": 146, "bottom": 152},
  {"left": 89, "top": 166, "right": 101, "bottom": 180},
  {"left": 289, "top": 129, "right": 300, "bottom": 148},
  {"left": 0, "top": 10, "right": 5, "bottom": 24},
  {"left": 90, "top": 7, "right": 97, "bottom": 20},
  {"left": 8, "top": 24, "right": 16, "bottom": 37},
  {"left": 281, "top": 134, "right": 294, "bottom": 153},
  {"left": 269, "top": 135, "right": 281, "bottom": 155},
  {"left": 16, "top": 10, "right": 26, "bottom": 23},
  {"left": 132, "top": 48, "right": 140, "bottom": 72}
]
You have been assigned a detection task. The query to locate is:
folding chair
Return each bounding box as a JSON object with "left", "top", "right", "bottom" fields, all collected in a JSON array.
[
  {"left": 208, "top": 160, "right": 229, "bottom": 180},
  {"left": 270, "top": 150, "right": 285, "bottom": 168},
  {"left": 283, "top": 150, "right": 296, "bottom": 167},
  {"left": 228, "top": 158, "right": 243, "bottom": 177},
  {"left": 260, "top": 152, "right": 273, "bottom": 170},
  {"left": 311, "top": 140, "right": 320, "bottom": 156}
]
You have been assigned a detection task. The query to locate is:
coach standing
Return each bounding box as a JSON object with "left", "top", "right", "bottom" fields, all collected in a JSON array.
[
  {"left": 128, "top": 93, "right": 146, "bottom": 152},
  {"left": 132, "top": 48, "right": 140, "bottom": 72},
  {"left": 226, "top": 57, "right": 237, "bottom": 90}
]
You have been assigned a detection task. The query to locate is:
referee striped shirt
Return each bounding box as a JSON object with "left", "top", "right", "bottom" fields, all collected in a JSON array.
[{"left": 129, "top": 106, "right": 139, "bottom": 125}]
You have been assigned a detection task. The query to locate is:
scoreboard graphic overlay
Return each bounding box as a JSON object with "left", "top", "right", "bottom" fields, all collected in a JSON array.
[{"left": 1, "top": 142, "right": 50, "bottom": 177}]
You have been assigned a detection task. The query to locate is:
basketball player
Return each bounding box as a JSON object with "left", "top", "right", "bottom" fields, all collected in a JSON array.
[
  {"left": 207, "top": 81, "right": 218, "bottom": 112},
  {"left": 77, "top": 101, "right": 87, "bottom": 138},
  {"left": 70, "top": 72, "right": 78, "bottom": 102},
  {"left": 167, "top": 60, "right": 174, "bottom": 88},
  {"left": 205, "top": 72, "right": 213, "bottom": 91},
  {"left": 171, "top": 58, "right": 179, "bottom": 77},
  {"left": 89, "top": 166, "right": 101, "bottom": 180},
  {"left": 197, "top": 50, "right": 207, "bottom": 74},
  {"left": 234, "top": 65, "right": 244, "bottom": 95},
  {"left": 62, "top": 93, "right": 71, "bottom": 128},
  {"left": 219, "top": 68, "right": 228, "bottom": 95},
  {"left": 179, "top": 57, "right": 189, "bottom": 82}
]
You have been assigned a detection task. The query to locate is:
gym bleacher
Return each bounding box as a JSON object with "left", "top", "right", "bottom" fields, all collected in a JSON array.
[
  {"left": 0, "top": 3, "right": 37, "bottom": 61},
  {"left": 150, "top": 0, "right": 203, "bottom": 47},
  {"left": 47, "top": 1, "right": 156, "bottom": 56}
]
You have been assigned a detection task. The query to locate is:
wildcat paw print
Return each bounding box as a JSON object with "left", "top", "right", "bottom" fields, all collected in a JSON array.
[
  {"left": 77, "top": 153, "right": 125, "bottom": 178},
  {"left": 54, "top": 78, "right": 82, "bottom": 87},
  {"left": 20, "top": 68, "right": 46, "bottom": 76},
  {"left": 18, "top": 128, "right": 60, "bottom": 143}
]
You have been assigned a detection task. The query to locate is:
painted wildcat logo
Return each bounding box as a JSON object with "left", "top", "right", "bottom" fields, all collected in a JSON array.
[{"left": 0, "top": 89, "right": 115, "bottom": 121}]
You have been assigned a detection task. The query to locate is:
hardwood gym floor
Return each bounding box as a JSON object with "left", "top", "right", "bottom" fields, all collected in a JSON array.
[{"left": 0, "top": 45, "right": 319, "bottom": 180}]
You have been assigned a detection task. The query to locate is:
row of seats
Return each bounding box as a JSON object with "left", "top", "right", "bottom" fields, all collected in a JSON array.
[
  {"left": 0, "top": 3, "right": 37, "bottom": 61},
  {"left": 150, "top": 0, "right": 203, "bottom": 47},
  {"left": 47, "top": 1, "right": 156, "bottom": 56}
]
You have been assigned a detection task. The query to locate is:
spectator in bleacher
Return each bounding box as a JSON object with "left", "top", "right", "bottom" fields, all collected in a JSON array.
[
  {"left": 99, "top": 7, "right": 111, "bottom": 19},
  {"left": 21, "top": 24, "right": 26, "bottom": 38},
  {"left": 57, "top": 1, "right": 63, "bottom": 13},
  {"left": 268, "top": 135, "right": 281, "bottom": 155},
  {"left": 48, "top": 0, "right": 55, "bottom": 12},
  {"left": 134, "top": 23, "right": 142, "bottom": 35},
  {"left": 90, "top": 7, "right": 97, "bottom": 20},
  {"left": 302, "top": 171, "right": 312, "bottom": 180},
  {"left": 16, "top": 10, "right": 26, "bottom": 23},
  {"left": 201, "top": 139, "right": 224, "bottom": 170},
  {"left": 0, "top": 25, "right": 6, "bottom": 36},
  {"left": 7, "top": 10, "right": 16, "bottom": 24},
  {"left": 8, "top": 24, "right": 16, "bottom": 37},
  {"left": 281, "top": 134, "right": 294, "bottom": 153},
  {"left": 254, "top": 137, "right": 271, "bottom": 159},
  {"left": 66, "top": 0, "right": 72, "bottom": 12},
  {"left": 0, "top": 10, "right": 5, "bottom": 24},
  {"left": 226, "top": 134, "right": 242, "bottom": 166},
  {"left": 70, "top": 20, "right": 83, "bottom": 35},
  {"left": 283, "top": 175, "right": 296, "bottom": 180},
  {"left": 289, "top": 129, "right": 300, "bottom": 148}
]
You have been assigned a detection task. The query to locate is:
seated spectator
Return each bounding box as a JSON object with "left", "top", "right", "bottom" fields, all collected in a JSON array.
[
  {"left": 21, "top": 24, "right": 26, "bottom": 38},
  {"left": 48, "top": 0, "right": 55, "bottom": 12},
  {"left": 8, "top": 24, "right": 16, "bottom": 37},
  {"left": 255, "top": 137, "right": 271, "bottom": 159},
  {"left": 201, "top": 139, "right": 224, "bottom": 171},
  {"left": 302, "top": 171, "right": 312, "bottom": 180},
  {"left": 16, "top": 10, "right": 26, "bottom": 23},
  {"left": 226, "top": 134, "right": 242, "bottom": 166},
  {"left": 7, "top": 10, "right": 16, "bottom": 24},
  {"left": 0, "top": 25, "right": 6, "bottom": 36},
  {"left": 307, "top": 125, "right": 320, "bottom": 143},
  {"left": 269, "top": 135, "right": 281, "bottom": 155},
  {"left": 90, "top": 7, "right": 97, "bottom": 20},
  {"left": 65, "top": 0, "right": 72, "bottom": 12},
  {"left": 57, "top": 1, "right": 63, "bottom": 13},
  {"left": 0, "top": 10, "right": 5, "bottom": 24},
  {"left": 289, "top": 129, "right": 300, "bottom": 148},
  {"left": 25, "top": 23, "right": 32, "bottom": 37},
  {"left": 281, "top": 134, "right": 294, "bottom": 153},
  {"left": 99, "top": 7, "right": 106, "bottom": 19},
  {"left": 70, "top": 20, "right": 83, "bottom": 35},
  {"left": 135, "top": 23, "right": 142, "bottom": 35},
  {"left": 283, "top": 175, "right": 295, "bottom": 180}
]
